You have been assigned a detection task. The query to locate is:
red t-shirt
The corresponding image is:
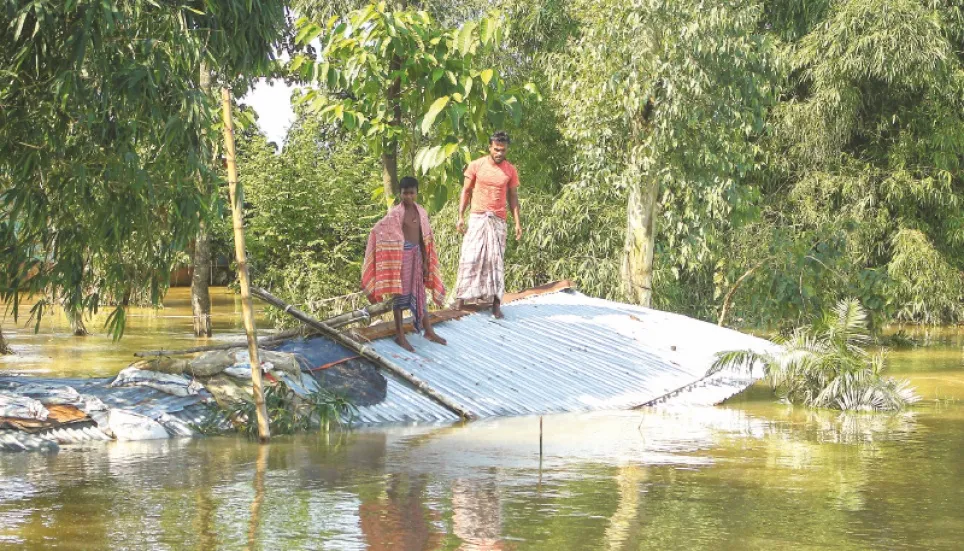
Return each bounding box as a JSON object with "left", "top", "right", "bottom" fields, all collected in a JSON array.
[{"left": 464, "top": 156, "right": 519, "bottom": 220}]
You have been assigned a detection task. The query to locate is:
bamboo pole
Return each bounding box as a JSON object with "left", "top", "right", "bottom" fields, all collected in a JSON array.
[
  {"left": 222, "top": 87, "right": 270, "bottom": 442},
  {"left": 250, "top": 286, "right": 476, "bottom": 420},
  {"left": 133, "top": 301, "right": 393, "bottom": 358}
]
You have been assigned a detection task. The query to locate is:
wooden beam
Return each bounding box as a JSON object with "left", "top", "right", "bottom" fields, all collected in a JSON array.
[
  {"left": 353, "top": 280, "right": 575, "bottom": 341},
  {"left": 250, "top": 286, "right": 476, "bottom": 420},
  {"left": 134, "top": 328, "right": 303, "bottom": 358}
]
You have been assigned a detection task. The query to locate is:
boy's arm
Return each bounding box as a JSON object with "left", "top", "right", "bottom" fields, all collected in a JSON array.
[{"left": 418, "top": 213, "right": 430, "bottom": 278}]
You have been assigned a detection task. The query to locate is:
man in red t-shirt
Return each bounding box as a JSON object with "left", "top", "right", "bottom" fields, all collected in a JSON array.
[{"left": 453, "top": 131, "right": 522, "bottom": 319}]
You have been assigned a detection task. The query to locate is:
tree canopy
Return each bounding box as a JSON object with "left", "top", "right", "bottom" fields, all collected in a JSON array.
[
  {"left": 0, "top": 0, "right": 285, "bottom": 336},
  {"left": 291, "top": 2, "right": 535, "bottom": 208},
  {"left": 4, "top": 0, "right": 963, "bottom": 346}
]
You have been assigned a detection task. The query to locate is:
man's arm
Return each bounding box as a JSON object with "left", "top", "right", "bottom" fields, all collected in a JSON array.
[
  {"left": 456, "top": 175, "right": 473, "bottom": 234},
  {"left": 509, "top": 186, "right": 522, "bottom": 240}
]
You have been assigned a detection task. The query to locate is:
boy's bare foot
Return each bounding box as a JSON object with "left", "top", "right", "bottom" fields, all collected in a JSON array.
[
  {"left": 394, "top": 335, "right": 415, "bottom": 352},
  {"left": 425, "top": 331, "right": 447, "bottom": 345},
  {"left": 492, "top": 306, "right": 504, "bottom": 319},
  {"left": 454, "top": 299, "right": 464, "bottom": 311}
]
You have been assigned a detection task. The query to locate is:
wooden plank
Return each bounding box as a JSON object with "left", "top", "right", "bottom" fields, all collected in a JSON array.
[
  {"left": 352, "top": 309, "right": 470, "bottom": 342},
  {"left": 353, "top": 280, "right": 575, "bottom": 342}
]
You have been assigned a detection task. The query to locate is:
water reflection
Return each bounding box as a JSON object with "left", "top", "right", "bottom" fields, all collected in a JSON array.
[
  {"left": 359, "top": 473, "right": 443, "bottom": 550},
  {"left": 2, "top": 301, "right": 964, "bottom": 549},
  {"left": 0, "top": 288, "right": 259, "bottom": 378},
  {"left": 452, "top": 475, "right": 504, "bottom": 550},
  {"left": 248, "top": 444, "right": 269, "bottom": 550},
  {"left": 2, "top": 403, "right": 961, "bottom": 549}
]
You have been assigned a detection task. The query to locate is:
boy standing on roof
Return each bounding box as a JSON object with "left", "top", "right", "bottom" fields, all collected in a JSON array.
[
  {"left": 453, "top": 131, "right": 523, "bottom": 319},
  {"left": 362, "top": 176, "right": 448, "bottom": 351}
]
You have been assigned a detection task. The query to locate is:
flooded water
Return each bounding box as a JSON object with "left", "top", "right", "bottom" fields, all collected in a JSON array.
[
  {"left": 0, "top": 288, "right": 260, "bottom": 378},
  {"left": 1, "top": 293, "right": 963, "bottom": 549}
]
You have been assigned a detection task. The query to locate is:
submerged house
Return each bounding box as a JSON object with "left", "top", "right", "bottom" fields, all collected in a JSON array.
[{"left": 0, "top": 283, "right": 774, "bottom": 452}]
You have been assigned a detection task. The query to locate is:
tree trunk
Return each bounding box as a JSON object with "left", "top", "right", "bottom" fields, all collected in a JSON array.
[
  {"left": 381, "top": 54, "right": 403, "bottom": 203},
  {"left": 68, "top": 309, "right": 89, "bottom": 336},
  {"left": 192, "top": 221, "right": 213, "bottom": 337},
  {"left": 621, "top": 176, "right": 659, "bottom": 307},
  {"left": 192, "top": 62, "right": 213, "bottom": 337},
  {"left": 381, "top": 149, "right": 399, "bottom": 201},
  {"left": 0, "top": 327, "right": 11, "bottom": 355}
]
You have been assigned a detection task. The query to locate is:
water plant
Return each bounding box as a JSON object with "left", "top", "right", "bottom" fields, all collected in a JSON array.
[
  {"left": 194, "top": 381, "right": 357, "bottom": 437},
  {"left": 710, "top": 299, "right": 919, "bottom": 411}
]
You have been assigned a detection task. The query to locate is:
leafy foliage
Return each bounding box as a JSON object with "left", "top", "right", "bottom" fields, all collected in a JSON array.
[
  {"left": 290, "top": 2, "right": 534, "bottom": 207},
  {"left": 271, "top": 0, "right": 964, "bottom": 331},
  {"left": 723, "top": 0, "right": 964, "bottom": 326},
  {"left": 7, "top": 0, "right": 960, "bottom": 339},
  {"left": 548, "top": 0, "right": 774, "bottom": 259},
  {"left": 0, "top": 0, "right": 286, "bottom": 337},
  {"left": 236, "top": 105, "right": 383, "bottom": 324},
  {"left": 195, "top": 380, "right": 357, "bottom": 437},
  {"left": 711, "top": 299, "right": 919, "bottom": 411}
]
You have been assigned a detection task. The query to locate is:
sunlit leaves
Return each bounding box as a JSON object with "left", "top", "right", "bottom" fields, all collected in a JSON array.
[
  {"left": 421, "top": 95, "right": 451, "bottom": 134},
  {"left": 748, "top": 0, "right": 964, "bottom": 325},
  {"left": 288, "top": 2, "right": 533, "bottom": 207},
  {"left": 544, "top": 0, "right": 776, "bottom": 299}
]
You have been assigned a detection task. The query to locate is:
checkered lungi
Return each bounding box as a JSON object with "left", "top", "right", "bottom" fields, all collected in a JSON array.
[
  {"left": 393, "top": 242, "right": 428, "bottom": 332},
  {"left": 454, "top": 212, "right": 507, "bottom": 302}
]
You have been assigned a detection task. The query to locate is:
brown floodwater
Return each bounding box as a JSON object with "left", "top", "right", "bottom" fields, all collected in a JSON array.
[
  {"left": 0, "top": 288, "right": 263, "bottom": 378},
  {"left": 1, "top": 292, "right": 963, "bottom": 550}
]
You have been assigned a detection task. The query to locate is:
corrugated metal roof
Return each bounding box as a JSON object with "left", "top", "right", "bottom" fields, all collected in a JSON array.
[
  {"left": 0, "top": 290, "right": 775, "bottom": 447},
  {"left": 364, "top": 290, "right": 774, "bottom": 419},
  {"left": 353, "top": 378, "right": 459, "bottom": 424}
]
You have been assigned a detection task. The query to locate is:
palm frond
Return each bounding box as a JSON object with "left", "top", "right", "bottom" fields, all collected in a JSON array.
[
  {"left": 708, "top": 349, "right": 768, "bottom": 377},
  {"left": 713, "top": 298, "right": 918, "bottom": 412},
  {"left": 827, "top": 298, "right": 871, "bottom": 348}
]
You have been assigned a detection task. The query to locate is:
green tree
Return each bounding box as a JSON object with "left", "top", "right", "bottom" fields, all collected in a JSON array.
[
  {"left": 0, "top": 0, "right": 286, "bottom": 342},
  {"left": 238, "top": 104, "right": 383, "bottom": 323},
  {"left": 544, "top": 0, "right": 776, "bottom": 307},
  {"left": 290, "top": 2, "right": 532, "bottom": 208},
  {"left": 720, "top": 0, "right": 964, "bottom": 327}
]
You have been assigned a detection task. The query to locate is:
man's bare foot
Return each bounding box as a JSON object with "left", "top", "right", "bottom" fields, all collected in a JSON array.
[
  {"left": 454, "top": 299, "right": 464, "bottom": 311},
  {"left": 492, "top": 307, "right": 504, "bottom": 319},
  {"left": 425, "top": 331, "right": 447, "bottom": 345},
  {"left": 394, "top": 335, "right": 415, "bottom": 352}
]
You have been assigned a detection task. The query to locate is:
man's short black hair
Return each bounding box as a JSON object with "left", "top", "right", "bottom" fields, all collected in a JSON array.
[
  {"left": 400, "top": 176, "right": 418, "bottom": 190},
  {"left": 489, "top": 131, "right": 510, "bottom": 145}
]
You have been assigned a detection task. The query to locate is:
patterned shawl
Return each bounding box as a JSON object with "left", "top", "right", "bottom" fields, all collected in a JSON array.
[{"left": 361, "top": 203, "right": 446, "bottom": 306}]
